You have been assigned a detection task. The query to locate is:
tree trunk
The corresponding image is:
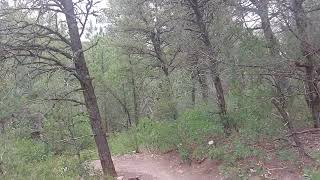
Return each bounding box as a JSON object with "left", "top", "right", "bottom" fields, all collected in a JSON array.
[
  {"left": 190, "top": 60, "right": 198, "bottom": 106},
  {"left": 292, "top": 0, "right": 320, "bottom": 128},
  {"left": 0, "top": 122, "right": 4, "bottom": 134},
  {"left": 129, "top": 59, "right": 139, "bottom": 125},
  {"left": 252, "top": 0, "right": 290, "bottom": 108},
  {"left": 191, "top": 80, "right": 196, "bottom": 106},
  {"left": 164, "top": 74, "right": 178, "bottom": 120},
  {"left": 131, "top": 76, "right": 139, "bottom": 124},
  {"left": 122, "top": 84, "right": 132, "bottom": 128},
  {"left": 187, "top": 0, "right": 228, "bottom": 122},
  {"left": 213, "top": 76, "right": 227, "bottom": 115},
  {"left": 197, "top": 69, "right": 209, "bottom": 104},
  {"left": 150, "top": 29, "right": 177, "bottom": 120},
  {"left": 271, "top": 98, "right": 311, "bottom": 159},
  {"left": 62, "top": 0, "right": 116, "bottom": 177},
  {"left": 102, "top": 99, "right": 110, "bottom": 134}
]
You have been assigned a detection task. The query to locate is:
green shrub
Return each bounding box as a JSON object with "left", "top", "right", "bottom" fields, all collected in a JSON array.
[
  {"left": 3, "top": 155, "right": 85, "bottom": 180},
  {"left": 303, "top": 169, "right": 320, "bottom": 180},
  {"left": 0, "top": 136, "right": 86, "bottom": 180},
  {"left": 233, "top": 139, "right": 257, "bottom": 160},
  {"left": 177, "top": 106, "right": 224, "bottom": 142},
  {"left": 109, "top": 130, "right": 137, "bottom": 155},
  {"left": 208, "top": 145, "right": 228, "bottom": 161},
  {"left": 17, "top": 139, "right": 48, "bottom": 162},
  {"left": 276, "top": 148, "right": 296, "bottom": 162},
  {"left": 43, "top": 113, "right": 94, "bottom": 155},
  {"left": 208, "top": 139, "right": 258, "bottom": 165},
  {"left": 132, "top": 107, "right": 224, "bottom": 160},
  {"left": 176, "top": 106, "right": 224, "bottom": 160},
  {"left": 136, "top": 118, "right": 179, "bottom": 152},
  {"left": 227, "top": 84, "right": 281, "bottom": 140}
]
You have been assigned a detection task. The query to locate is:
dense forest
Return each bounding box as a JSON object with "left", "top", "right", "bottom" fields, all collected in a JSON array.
[{"left": 0, "top": 0, "right": 320, "bottom": 179}]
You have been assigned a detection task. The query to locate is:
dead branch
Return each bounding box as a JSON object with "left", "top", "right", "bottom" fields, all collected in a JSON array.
[{"left": 287, "top": 128, "right": 320, "bottom": 137}]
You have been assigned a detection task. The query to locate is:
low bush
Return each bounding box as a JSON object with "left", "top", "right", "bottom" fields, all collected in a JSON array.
[
  {"left": 109, "top": 130, "right": 137, "bottom": 155},
  {"left": 176, "top": 106, "right": 224, "bottom": 161},
  {"left": 0, "top": 136, "right": 87, "bottom": 180},
  {"left": 136, "top": 117, "right": 179, "bottom": 152}
]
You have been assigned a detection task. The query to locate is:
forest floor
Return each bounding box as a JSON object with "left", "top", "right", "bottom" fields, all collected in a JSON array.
[
  {"left": 90, "top": 152, "right": 301, "bottom": 180},
  {"left": 90, "top": 130, "right": 320, "bottom": 180},
  {"left": 91, "top": 152, "right": 223, "bottom": 180}
]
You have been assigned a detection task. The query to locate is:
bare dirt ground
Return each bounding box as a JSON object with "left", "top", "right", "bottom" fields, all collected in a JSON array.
[
  {"left": 90, "top": 130, "right": 320, "bottom": 180},
  {"left": 90, "top": 152, "right": 224, "bottom": 180}
]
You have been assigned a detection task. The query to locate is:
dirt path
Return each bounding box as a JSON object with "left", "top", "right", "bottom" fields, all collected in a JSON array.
[{"left": 90, "top": 153, "right": 224, "bottom": 180}]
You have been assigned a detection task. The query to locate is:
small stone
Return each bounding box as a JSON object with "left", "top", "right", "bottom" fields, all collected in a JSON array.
[
  {"left": 248, "top": 176, "right": 262, "bottom": 180},
  {"left": 250, "top": 168, "right": 257, "bottom": 173},
  {"left": 117, "top": 176, "right": 124, "bottom": 180},
  {"left": 177, "top": 169, "right": 184, "bottom": 174},
  {"left": 128, "top": 177, "right": 140, "bottom": 180}
]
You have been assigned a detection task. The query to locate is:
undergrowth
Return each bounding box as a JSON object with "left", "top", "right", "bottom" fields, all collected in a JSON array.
[
  {"left": 0, "top": 103, "right": 284, "bottom": 179},
  {"left": 0, "top": 136, "right": 90, "bottom": 180},
  {"left": 109, "top": 104, "right": 274, "bottom": 166}
]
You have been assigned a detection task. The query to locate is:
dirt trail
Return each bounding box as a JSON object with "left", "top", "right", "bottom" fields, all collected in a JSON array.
[{"left": 90, "top": 153, "right": 223, "bottom": 180}]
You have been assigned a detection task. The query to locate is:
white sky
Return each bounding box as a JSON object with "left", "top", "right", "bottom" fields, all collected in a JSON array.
[{"left": 6, "top": 0, "right": 109, "bottom": 39}]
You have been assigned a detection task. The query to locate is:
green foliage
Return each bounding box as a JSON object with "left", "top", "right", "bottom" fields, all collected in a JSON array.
[
  {"left": 43, "top": 106, "right": 94, "bottom": 155},
  {"left": 109, "top": 130, "right": 137, "bottom": 155},
  {"left": 3, "top": 156, "right": 85, "bottom": 180},
  {"left": 311, "top": 151, "right": 320, "bottom": 162},
  {"left": 0, "top": 136, "right": 87, "bottom": 180},
  {"left": 15, "top": 138, "right": 49, "bottom": 162},
  {"left": 228, "top": 82, "right": 281, "bottom": 140},
  {"left": 1, "top": 0, "right": 318, "bottom": 178},
  {"left": 136, "top": 118, "right": 179, "bottom": 152},
  {"left": 209, "top": 141, "right": 257, "bottom": 165},
  {"left": 208, "top": 138, "right": 259, "bottom": 166},
  {"left": 232, "top": 139, "right": 258, "bottom": 160},
  {"left": 124, "top": 107, "right": 225, "bottom": 161},
  {"left": 276, "top": 148, "right": 297, "bottom": 162},
  {"left": 153, "top": 98, "right": 177, "bottom": 121},
  {"left": 176, "top": 106, "right": 224, "bottom": 160},
  {"left": 303, "top": 169, "right": 320, "bottom": 180},
  {"left": 208, "top": 145, "right": 228, "bottom": 161},
  {"left": 107, "top": 106, "right": 225, "bottom": 161},
  {"left": 177, "top": 106, "right": 224, "bottom": 142},
  {"left": 238, "top": 35, "right": 267, "bottom": 63}
]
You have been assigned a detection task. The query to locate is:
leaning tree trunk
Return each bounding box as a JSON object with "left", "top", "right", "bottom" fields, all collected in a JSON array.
[
  {"left": 62, "top": 0, "right": 116, "bottom": 177},
  {"left": 191, "top": 71, "right": 197, "bottom": 106},
  {"left": 212, "top": 75, "right": 227, "bottom": 115},
  {"left": 187, "top": 0, "right": 228, "bottom": 125},
  {"left": 271, "top": 98, "right": 311, "bottom": 159},
  {"left": 150, "top": 29, "right": 177, "bottom": 120},
  {"left": 252, "top": 0, "right": 290, "bottom": 107},
  {"left": 197, "top": 69, "right": 209, "bottom": 104}
]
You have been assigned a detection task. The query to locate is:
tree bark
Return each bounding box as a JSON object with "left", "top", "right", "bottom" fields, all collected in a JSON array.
[
  {"left": 292, "top": 0, "right": 320, "bottom": 128},
  {"left": 122, "top": 84, "right": 132, "bottom": 128},
  {"left": 131, "top": 76, "right": 139, "bottom": 124},
  {"left": 213, "top": 76, "right": 227, "bottom": 115},
  {"left": 150, "top": 29, "right": 177, "bottom": 120},
  {"left": 197, "top": 69, "right": 209, "bottom": 104},
  {"left": 251, "top": 0, "right": 290, "bottom": 108},
  {"left": 129, "top": 59, "right": 139, "bottom": 125},
  {"left": 61, "top": 0, "right": 116, "bottom": 177},
  {"left": 271, "top": 98, "right": 311, "bottom": 159},
  {"left": 0, "top": 122, "right": 4, "bottom": 134},
  {"left": 186, "top": 0, "right": 227, "bottom": 121}
]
